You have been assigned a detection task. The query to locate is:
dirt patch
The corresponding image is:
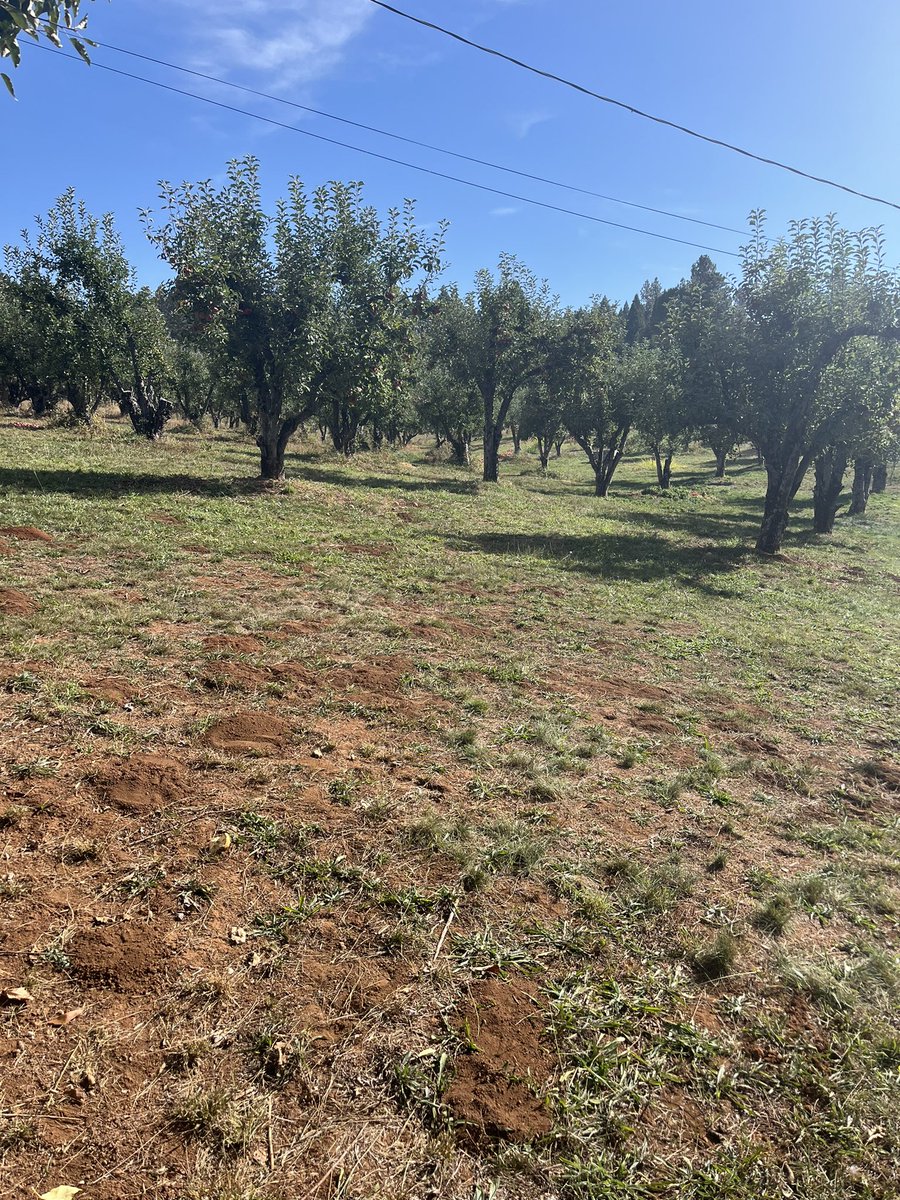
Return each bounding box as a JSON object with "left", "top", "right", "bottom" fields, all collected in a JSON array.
[
  {"left": 203, "top": 634, "right": 264, "bottom": 654},
  {"left": 201, "top": 711, "right": 292, "bottom": 754},
  {"left": 148, "top": 511, "right": 186, "bottom": 527},
  {"left": 201, "top": 662, "right": 274, "bottom": 691},
  {"left": 84, "top": 676, "right": 133, "bottom": 705},
  {"left": 0, "top": 525, "right": 54, "bottom": 543},
  {"left": 68, "top": 921, "right": 171, "bottom": 989},
  {"left": 630, "top": 712, "right": 678, "bottom": 735},
  {"left": 0, "top": 587, "right": 37, "bottom": 615},
  {"left": 854, "top": 759, "right": 900, "bottom": 791},
  {"left": 95, "top": 754, "right": 192, "bottom": 814},
  {"left": 444, "top": 975, "right": 554, "bottom": 1145}
]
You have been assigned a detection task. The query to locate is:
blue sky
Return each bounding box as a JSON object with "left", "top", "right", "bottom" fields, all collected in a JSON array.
[{"left": 4, "top": 0, "right": 900, "bottom": 305}]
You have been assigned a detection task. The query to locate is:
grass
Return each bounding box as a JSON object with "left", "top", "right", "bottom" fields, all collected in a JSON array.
[{"left": 0, "top": 416, "right": 898, "bottom": 1198}]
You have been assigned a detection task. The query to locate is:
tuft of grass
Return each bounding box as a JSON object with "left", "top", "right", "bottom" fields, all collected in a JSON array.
[
  {"left": 754, "top": 892, "right": 794, "bottom": 936},
  {"left": 692, "top": 930, "right": 738, "bottom": 980}
]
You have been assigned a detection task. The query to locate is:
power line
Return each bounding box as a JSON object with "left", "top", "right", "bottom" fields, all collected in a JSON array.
[
  {"left": 32, "top": 23, "right": 745, "bottom": 238},
  {"left": 366, "top": 0, "right": 900, "bottom": 216},
  {"left": 27, "top": 43, "right": 742, "bottom": 258}
]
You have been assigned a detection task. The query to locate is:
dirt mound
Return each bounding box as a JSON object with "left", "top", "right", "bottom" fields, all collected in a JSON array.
[
  {"left": 854, "top": 759, "right": 900, "bottom": 791},
  {"left": 0, "top": 588, "right": 37, "bottom": 616},
  {"left": 96, "top": 754, "right": 191, "bottom": 813},
  {"left": 203, "top": 634, "right": 264, "bottom": 654},
  {"left": 327, "top": 656, "right": 414, "bottom": 707},
  {"left": 201, "top": 711, "right": 292, "bottom": 754},
  {"left": 0, "top": 525, "right": 54, "bottom": 543},
  {"left": 68, "top": 921, "right": 170, "bottom": 989},
  {"left": 444, "top": 975, "right": 554, "bottom": 1144},
  {"left": 202, "top": 662, "right": 273, "bottom": 691},
  {"left": 630, "top": 712, "right": 677, "bottom": 735},
  {"left": 84, "top": 677, "right": 132, "bottom": 705}
]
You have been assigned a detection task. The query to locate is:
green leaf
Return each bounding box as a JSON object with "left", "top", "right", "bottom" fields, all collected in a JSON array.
[
  {"left": 5, "top": 10, "right": 31, "bottom": 33},
  {"left": 70, "top": 37, "right": 90, "bottom": 64},
  {"left": 1, "top": 72, "right": 14, "bottom": 98}
]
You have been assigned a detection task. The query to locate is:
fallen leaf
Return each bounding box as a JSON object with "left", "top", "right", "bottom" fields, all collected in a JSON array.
[
  {"left": 40, "top": 1188, "right": 82, "bottom": 1200},
  {"left": 49, "top": 1007, "right": 86, "bottom": 1027},
  {"left": 1, "top": 987, "right": 33, "bottom": 1004},
  {"left": 229, "top": 927, "right": 247, "bottom": 945}
]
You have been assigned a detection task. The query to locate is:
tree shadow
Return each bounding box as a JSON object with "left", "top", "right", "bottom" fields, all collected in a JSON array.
[
  {"left": 449, "top": 530, "right": 754, "bottom": 598},
  {"left": 290, "top": 463, "right": 479, "bottom": 496},
  {"left": 0, "top": 466, "right": 255, "bottom": 499}
]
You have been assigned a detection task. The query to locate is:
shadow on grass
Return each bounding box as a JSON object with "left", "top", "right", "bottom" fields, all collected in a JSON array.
[
  {"left": 449, "top": 530, "right": 754, "bottom": 597},
  {"left": 289, "top": 462, "right": 478, "bottom": 496},
  {"left": 0, "top": 466, "right": 252, "bottom": 499}
]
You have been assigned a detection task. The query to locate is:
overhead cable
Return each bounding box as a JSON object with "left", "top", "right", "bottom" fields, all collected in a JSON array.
[
  {"left": 366, "top": 0, "right": 900, "bottom": 215},
  {"left": 32, "top": 23, "right": 745, "bottom": 237},
  {"left": 27, "top": 44, "right": 743, "bottom": 258}
]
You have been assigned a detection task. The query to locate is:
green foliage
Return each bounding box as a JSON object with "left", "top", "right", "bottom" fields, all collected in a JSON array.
[
  {"left": 143, "top": 157, "right": 446, "bottom": 477},
  {"left": 3, "top": 188, "right": 172, "bottom": 435},
  {"left": 0, "top": 1, "right": 93, "bottom": 95}
]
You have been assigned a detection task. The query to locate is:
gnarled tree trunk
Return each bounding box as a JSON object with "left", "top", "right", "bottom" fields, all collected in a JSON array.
[
  {"left": 812, "top": 446, "right": 848, "bottom": 533},
  {"left": 848, "top": 456, "right": 874, "bottom": 516},
  {"left": 872, "top": 461, "right": 888, "bottom": 494},
  {"left": 756, "top": 448, "right": 813, "bottom": 554}
]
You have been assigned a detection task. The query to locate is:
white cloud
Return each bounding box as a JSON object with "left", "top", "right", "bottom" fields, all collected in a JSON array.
[
  {"left": 491, "top": 206, "right": 520, "bottom": 217},
  {"left": 506, "top": 110, "right": 552, "bottom": 139},
  {"left": 182, "top": 0, "right": 374, "bottom": 91}
]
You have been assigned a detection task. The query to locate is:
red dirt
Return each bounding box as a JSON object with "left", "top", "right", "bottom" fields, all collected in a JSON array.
[
  {"left": 203, "top": 634, "right": 265, "bottom": 653},
  {"left": 95, "top": 753, "right": 192, "bottom": 814},
  {"left": 631, "top": 712, "right": 678, "bottom": 735},
  {"left": 148, "top": 511, "right": 186, "bottom": 526},
  {"left": 0, "top": 525, "right": 54, "bottom": 543},
  {"left": 0, "top": 587, "right": 37, "bottom": 615},
  {"left": 68, "top": 921, "right": 172, "bottom": 990},
  {"left": 83, "top": 676, "right": 133, "bottom": 705},
  {"left": 201, "top": 662, "right": 274, "bottom": 691},
  {"left": 200, "top": 710, "right": 292, "bottom": 754},
  {"left": 444, "top": 975, "right": 554, "bottom": 1144}
]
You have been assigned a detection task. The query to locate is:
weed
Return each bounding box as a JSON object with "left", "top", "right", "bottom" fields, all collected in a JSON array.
[
  {"left": 170, "top": 1087, "right": 265, "bottom": 1155},
  {"left": 692, "top": 930, "right": 738, "bottom": 980},
  {"left": 707, "top": 850, "right": 728, "bottom": 872},
  {"left": 754, "top": 892, "right": 793, "bottom": 936}
]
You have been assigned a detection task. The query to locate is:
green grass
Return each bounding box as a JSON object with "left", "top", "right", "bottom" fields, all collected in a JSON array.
[{"left": 1, "top": 416, "right": 899, "bottom": 1199}]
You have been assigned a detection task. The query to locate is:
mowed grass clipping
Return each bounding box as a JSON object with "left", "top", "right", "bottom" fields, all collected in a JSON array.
[{"left": 0, "top": 415, "right": 898, "bottom": 1200}]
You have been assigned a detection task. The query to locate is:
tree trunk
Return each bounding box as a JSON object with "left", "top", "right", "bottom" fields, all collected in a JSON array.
[
  {"left": 554, "top": 438, "right": 565, "bottom": 458},
  {"left": 483, "top": 423, "right": 502, "bottom": 482},
  {"left": 654, "top": 448, "right": 673, "bottom": 489},
  {"left": 847, "top": 457, "right": 874, "bottom": 516},
  {"left": 756, "top": 451, "right": 811, "bottom": 554},
  {"left": 872, "top": 461, "right": 888, "bottom": 494},
  {"left": 713, "top": 444, "right": 727, "bottom": 478},
  {"left": 813, "top": 446, "right": 849, "bottom": 533},
  {"left": 536, "top": 436, "right": 551, "bottom": 472},
  {"left": 448, "top": 431, "right": 471, "bottom": 467},
  {"left": 510, "top": 423, "right": 521, "bottom": 454},
  {"left": 256, "top": 412, "right": 300, "bottom": 481}
]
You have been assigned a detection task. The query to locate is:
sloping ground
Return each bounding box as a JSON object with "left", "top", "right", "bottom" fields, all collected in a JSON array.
[{"left": 0, "top": 420, "right": 898, "bottom": 1200}]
